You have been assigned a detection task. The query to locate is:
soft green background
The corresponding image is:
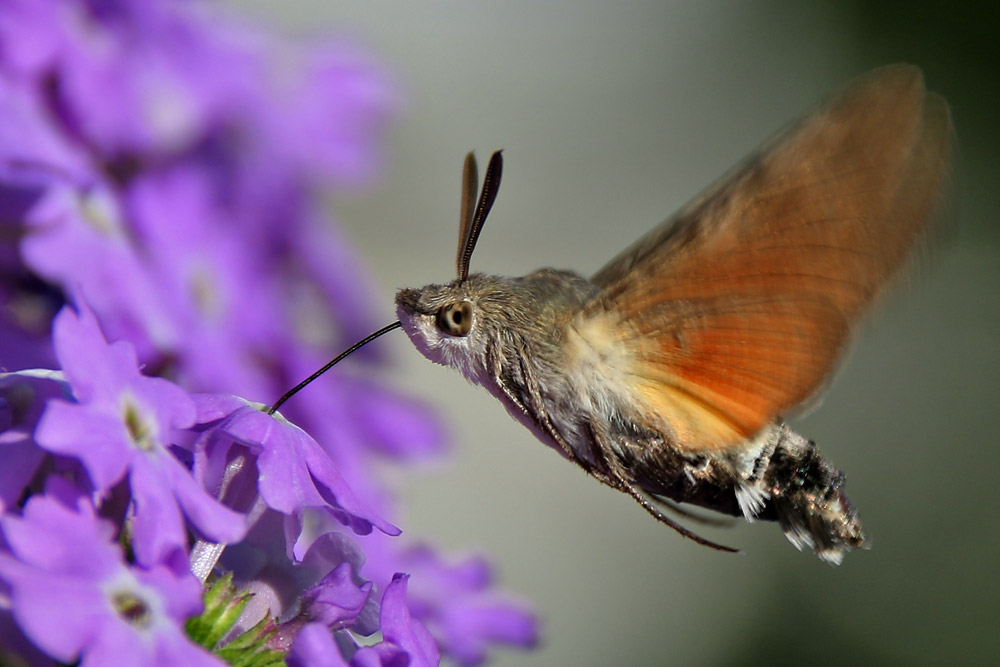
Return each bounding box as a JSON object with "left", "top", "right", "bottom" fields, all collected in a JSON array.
[{"left": 235, "top": 2, "right": 999, "bottom": 665}]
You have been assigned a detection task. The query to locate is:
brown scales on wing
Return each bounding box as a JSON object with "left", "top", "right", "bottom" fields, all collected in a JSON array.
[{"left": 586, "top": 65, "right": 952, "bottom": 452}]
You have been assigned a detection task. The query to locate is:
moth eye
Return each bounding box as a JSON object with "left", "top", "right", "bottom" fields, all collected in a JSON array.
[{"left": 436, "top": 301, "right": 473, "bottom": 337}]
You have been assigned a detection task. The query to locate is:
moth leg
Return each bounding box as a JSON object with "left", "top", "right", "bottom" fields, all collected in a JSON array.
[
  {"left": 483, "top": 338, "right": 566, "bottom": 455},
  {"left": 482, "top": 338, "right": 538, "bottom": 423},
  {"left": 515, "top": 354, "right": 623, "bottom": 486},
  {"left": 485, "top": 337, "right": 615, "bottom": 483},
  {"left": 585, "top": 420, "right": 740, "bottom": 554},
  {"left": 650, "top": 495, "right": 737, "bottom": 528}
]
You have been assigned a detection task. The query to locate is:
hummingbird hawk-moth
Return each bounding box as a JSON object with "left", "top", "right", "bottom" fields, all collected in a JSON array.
[{"left": 275, "top": 64, "right": 952, "bottom": 564}]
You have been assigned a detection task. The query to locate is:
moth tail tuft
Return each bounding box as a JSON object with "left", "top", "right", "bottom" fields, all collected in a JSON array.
[{"left": 760, "top": 426, "right": 868, "bottom": 564}]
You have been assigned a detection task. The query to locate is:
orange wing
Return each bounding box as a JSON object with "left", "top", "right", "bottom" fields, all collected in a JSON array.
[{"left": 584, "top": 64, "right": 952, "bottom": 452}]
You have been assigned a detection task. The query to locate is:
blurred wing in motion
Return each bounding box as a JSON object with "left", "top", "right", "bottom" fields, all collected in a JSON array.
[{"left": 584, "top": 65, "right": 952, "bottom": 452}]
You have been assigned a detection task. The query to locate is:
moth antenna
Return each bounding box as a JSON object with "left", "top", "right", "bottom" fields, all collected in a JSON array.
[
  {"left": 456, "top": 151, "right": 478, "bottom": 277},
  {"left": 267, "top": 321, "right": 402, "bottom": 415},
  {"left": 456, "top": 149, "right": 503, "bottom": 281}
]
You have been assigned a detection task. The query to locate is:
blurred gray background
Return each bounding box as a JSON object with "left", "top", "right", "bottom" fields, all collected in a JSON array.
[{"left": 235, "top": 2, "right": 998, "bottom": 665}]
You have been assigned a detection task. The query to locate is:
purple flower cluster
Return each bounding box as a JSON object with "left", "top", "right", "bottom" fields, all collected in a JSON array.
[{"left": 0, "top": 1, "right": 537, "bottom": 665}]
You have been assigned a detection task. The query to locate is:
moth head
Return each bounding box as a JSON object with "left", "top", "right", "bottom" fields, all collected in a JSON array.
[
  {"left": 395, "top": 277, "right": 498, "bottom": 380},
  {"left": 394, "top": 150, "right": 503, "bottom": 380},
  {"left": 268, "top": 151, "right": 502, "bottom": 414}
]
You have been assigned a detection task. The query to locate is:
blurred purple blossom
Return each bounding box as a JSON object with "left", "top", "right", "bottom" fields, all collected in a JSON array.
[{"left": 0, "top": 0, "right": 538, "bottom": 664}]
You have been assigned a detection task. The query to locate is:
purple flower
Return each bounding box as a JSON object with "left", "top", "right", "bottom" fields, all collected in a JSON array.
[
  {"left": 369, "top": 544, "right": 539, "bottom": 666},
  {"left": 0, "top": 370, "right": 69, "bottom": 514},
  {"left": 287, "top": 623, "right": 349, "bottom": 667},
  {"left": 18, "top": 174, "right": 170, "bottom": 361},
  {"left": 300, "top": 562, "right": 373, "bottom": 629},
  {"left": 0, "top": 608, "right": 55, "bottom": 667},
  {"left": 0, "top": 0, "right": 253, "bottom": 160},
  {"left": 246, "top": 41, "right": 398, "bottom": 187},
  {"left": 34, "top": 302, "right": 246, "bottom": 566},
  {"left": 289, "top": 574, "right": 440, "bottom": 667},
  {"left": 0, "top": 74, "right": 90, "bottom": 176},
  {"left": 207, "top": 504, "right": 381, "bottom": 642},
  {"left": 192, "top": 393, "right": 398, "bottom": 538},
  {"left": 0, "top": 482, "right": 221, "bottom": 666},
  {"left": 0, "top": 76, "right": 91, "bottom": 371},
  {"left": 352, "top": 574, "right": 440, "bottom": 667},
  {"left": 0, "top": 0, "right": 540, "bottom": 662},
  {"left": 122, "top": 166, "right": 288, "bottom": 397},
  {"left": 266, "top": 561, "right": 375, "bottom": 659}
]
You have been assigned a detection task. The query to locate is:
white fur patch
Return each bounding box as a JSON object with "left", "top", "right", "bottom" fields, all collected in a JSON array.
[
  {"left": 564, "top": 313, "right": 636, "bottom": 416},
  {"left": 397, "top": 307, "right": 486, "bottom": 386},
  {"left": 781, "top": 520, "right": 816, "bottom": 552},
  {"left": 816, "top": 549, "right": 845, "bottom": 566},
  {"left": 735, "top": 482, "right": 768, "bottom": 522}
]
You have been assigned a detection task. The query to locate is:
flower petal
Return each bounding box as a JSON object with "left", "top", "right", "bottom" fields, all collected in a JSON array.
[
  {"left": 1, "top": 490, "right": 118, "bottom": 578},
  {"left": 196, "top": 399, "right": 398, "bottom": 536},
  {"left": 128, "top": 454, "right": 188, "bottom": 567},
  {"left": 158, "top": 446, "right": 247, "bottom": 545},
  {"left": 1, "top": 565, "right": 106, "bottom": 662},
  {"left": 0, "top": 429, "right": 46, "bottom": 514},
  {"left": 301, "top": 562, "right": 372, "bottom": 628},
  {"left": 376, "top": 574, "right": 440, "bottom": 667},
  {"left": 34, "top": 400, "right": 132, "bottom": 489},
  {"left": 288, "top": 622, "right": 350, "bottom": 667}
]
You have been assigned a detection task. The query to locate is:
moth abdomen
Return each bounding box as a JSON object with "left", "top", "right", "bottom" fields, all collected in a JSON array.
[{"left": 618, "top": 422, "right": 866, "bottom": 563}]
